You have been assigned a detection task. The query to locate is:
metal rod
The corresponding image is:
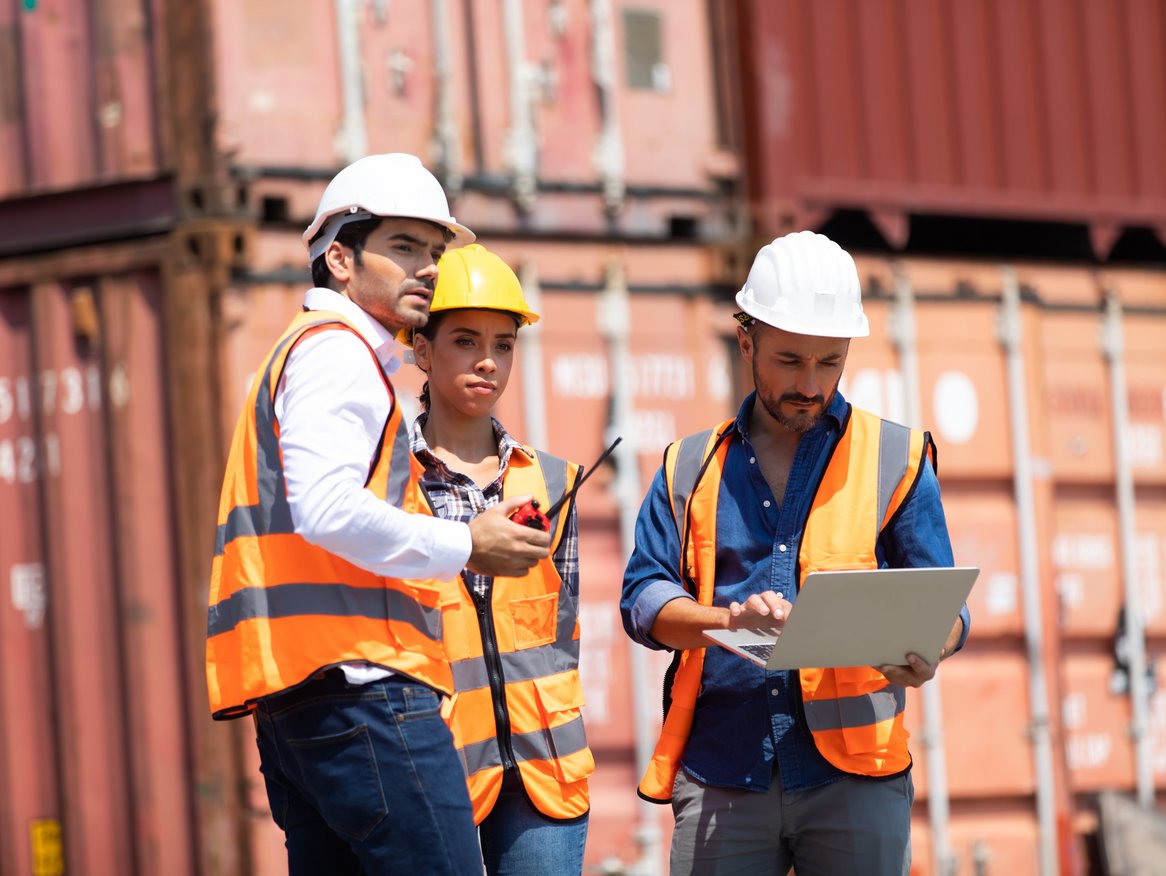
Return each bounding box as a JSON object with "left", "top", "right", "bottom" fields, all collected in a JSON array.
[
  {"left": 501, "top": 0, "right": 537, "bottom": 210},
  {"left": 891, "top": 265, "right": 956, "bottom": 876},
  {"left": 598, "top": 262, "right": 661, "bottom": 876},
  {"left": 335, "top": 0, "right": 368, "bottom": 164},
  {"left": 999, "top": 267, "right": 1059, "bottom": 876},
  {"left": 1101, "top": 289, "right": 1153, "bottom": 808},
  {"left": 518, "top": 262, "right": 548, "bottom": 451}
]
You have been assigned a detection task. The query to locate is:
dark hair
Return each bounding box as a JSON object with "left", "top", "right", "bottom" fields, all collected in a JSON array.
[
  {"left": 309, "top": 218, "right": 457, "bottom": 289},
  {"left": 414, "top": 310, "right": 451, "bottom": 413},
  {"left": 309, "top": 217, "right": 385, "bottom": 289}
]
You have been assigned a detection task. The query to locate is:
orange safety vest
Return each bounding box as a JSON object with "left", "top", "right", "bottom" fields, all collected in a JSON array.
[
  {"left": 207, "top": 311, "right": 452, "bottom": 720},
  {"left": 638, "top": 406, "right": 935, "bottom": 801},
  {"left": 437, "top": 448, "right": 594, "bottom": 823}
]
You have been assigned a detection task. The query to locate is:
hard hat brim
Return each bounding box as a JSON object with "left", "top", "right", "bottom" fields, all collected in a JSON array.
[
  {"left": 304, "top": 211, "right": 475, "bottom": 261},
  {"left": 395, "top": 306, "right": 538, "bottom": 348},
  {"left": 735, "top": 291, "right": 870, "bottom": 339}
]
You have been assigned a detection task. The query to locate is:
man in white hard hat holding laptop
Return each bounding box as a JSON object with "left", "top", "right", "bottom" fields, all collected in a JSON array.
[
  {"left": 620, "top": 231, "right": 972, "bottom": 875},
  {"left": 207, "top": 154, "right": 552, "bottom": 874}
]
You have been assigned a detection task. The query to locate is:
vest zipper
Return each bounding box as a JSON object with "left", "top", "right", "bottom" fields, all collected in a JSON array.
[{"left": 473, "top": 584, "right": 518, "bottom": 772}]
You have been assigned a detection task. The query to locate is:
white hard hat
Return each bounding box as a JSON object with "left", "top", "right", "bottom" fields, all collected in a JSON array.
[
  {"left": 303, "top": 153, "right": 475, "bottom": 261},
  {"left": 735, "top": 231, "right": 869, "bottom": 338}
]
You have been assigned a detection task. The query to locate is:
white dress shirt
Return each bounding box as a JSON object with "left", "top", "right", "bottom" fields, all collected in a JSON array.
[{"left": 275, "top": 288, "right": 472, "bottom": 683}]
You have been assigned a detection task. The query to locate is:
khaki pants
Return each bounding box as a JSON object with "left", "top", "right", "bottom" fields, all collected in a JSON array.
[{"left": 669, "top": 769, "right": 913, "bottom": 876}]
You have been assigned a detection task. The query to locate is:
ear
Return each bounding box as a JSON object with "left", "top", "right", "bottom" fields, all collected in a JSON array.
[
  {"left": 412, "top": 332, "right": 432, "bottom": 373},
  {"left": 325, "top": 240, "right": 352, "bottom": 284},
  {"left": 736, "top": 324, "right": 754, "bottom": 363}
]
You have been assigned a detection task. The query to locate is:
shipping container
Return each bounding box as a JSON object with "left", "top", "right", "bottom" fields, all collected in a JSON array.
[
  {"left": 0, "top": 254, "right": 198, "bottom": 876},
  {"left": 732, "top": 0, "right": 1166, "bottom": 258},
  {"left": 1, "top": 0, "right": 165, "bottom": 198},
  {"left": 6, "top": 1, "right": 1166, "bottom": 874}
]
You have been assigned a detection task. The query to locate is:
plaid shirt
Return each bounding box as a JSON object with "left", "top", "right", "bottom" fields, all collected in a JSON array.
[{"left": 410, "top": 413, "right": 579, "bottom": 600}]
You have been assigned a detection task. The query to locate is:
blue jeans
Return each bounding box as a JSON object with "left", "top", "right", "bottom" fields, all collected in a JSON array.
[
  {"left": 478, "top": 771, "right": 588, "bottom": 876},
  {"left": 254, "top": 673, "right": 481, "bottom": 876}
]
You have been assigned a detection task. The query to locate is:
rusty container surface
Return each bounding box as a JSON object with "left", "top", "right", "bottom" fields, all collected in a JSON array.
[
  {"left": 734, "top": 0, "right": 1166, "bottom": 253},
  {"left": 210, "top": 0, "right": 737, "bottom": 252},
  {"left": 0, "top": 265, "right": 196, "bottom": 876},
  {"left": 843, "top": 256, "right": 1166, "bottom": 873},
  {"left": 1, "top": 0, "right": 163, "bottom": 198}
]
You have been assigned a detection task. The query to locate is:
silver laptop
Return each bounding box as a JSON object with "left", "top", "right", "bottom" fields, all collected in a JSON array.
[{"left": 702, "top": 567, "right": 978, "bottom": 670}]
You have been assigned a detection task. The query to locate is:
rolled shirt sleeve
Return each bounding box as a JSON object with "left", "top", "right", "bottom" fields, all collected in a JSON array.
[{"left": 620, "top": 466, "right": 695, "bottom": 651}]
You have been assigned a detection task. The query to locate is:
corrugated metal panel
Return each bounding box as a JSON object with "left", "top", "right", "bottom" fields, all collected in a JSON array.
[
  {"left": 0, "top": 268, "right": 196, "bottom": 876},
  {"left": 736, "top": 0, "right": 1166, "bottom": 249},
  {"left": 3, "top": 0, "right": 163, "bottom": 199},
  {"left": 0, "top": 289, "right": 61, "bottom": 876}
]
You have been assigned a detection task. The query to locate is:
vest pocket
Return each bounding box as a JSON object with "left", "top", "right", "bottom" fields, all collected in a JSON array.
[
  {"left": 531, "top": 672, "right": 595, "bottom": 783},
  {"left": 509, "top": 592, "right": 558, "bottom": 649}
]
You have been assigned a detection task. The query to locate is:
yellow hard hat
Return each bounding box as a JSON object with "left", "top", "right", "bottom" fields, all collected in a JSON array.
[{"left": 399, "top": 244, "right": 539, "bottom": 345}]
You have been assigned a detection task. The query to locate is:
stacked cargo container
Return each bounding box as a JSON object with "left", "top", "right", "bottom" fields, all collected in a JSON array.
[
  {"left": 733, "top": 1, "right": 1166, "bottom": 873},
  {"left": 2, "top": 1, "right": 1164, "bottom": 874}
]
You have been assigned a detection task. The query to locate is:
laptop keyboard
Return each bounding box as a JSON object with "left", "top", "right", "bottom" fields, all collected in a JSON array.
[{"left": 740, "top": 642, "right": 775, "bottom": 661}]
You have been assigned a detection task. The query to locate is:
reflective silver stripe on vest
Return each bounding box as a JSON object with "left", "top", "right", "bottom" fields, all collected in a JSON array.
[
  {"left": 214, "top": 501, "right": 292, "bottom": 556},
  {"left": 448, "top": 451, "right": 580, "bottom": 695},
  {"left": 451, "top": 451, "right": 581, "bottom": 694},
  {"left": 668, "top": 429, "right": 714, "bottom": 529},
  {"left": 802, "top": 684, "right": 906, "bottom": 732},
  {"left": 450, "top": 636, "right": 582, "bottom": 693},
  {"left": 459, "top": 713, "right": 589, "bottom": 777},
  {"left": 876, "top": 419, "right": 910, "bottom": 534},
  {"left": 385, "top": 412, "right": 411, "bottom": 507},
  {"left": 533, "top": 450, "right": 569, "bottom": 530},
  {"left": 206, "top": 582, "right": 443, "bottom": 642}
]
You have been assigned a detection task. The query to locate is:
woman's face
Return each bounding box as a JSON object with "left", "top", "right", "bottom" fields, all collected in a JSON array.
[{"left": 412, "top": 309, "right": 520, "bottom": 419}]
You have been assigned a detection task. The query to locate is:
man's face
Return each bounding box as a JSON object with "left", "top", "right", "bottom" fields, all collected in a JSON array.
[
  {"left": 328, "top": 218, "right": 448, "bottom": 332},
  {"left": 738, "top": 323, "right": 849, "bottom": 433}
]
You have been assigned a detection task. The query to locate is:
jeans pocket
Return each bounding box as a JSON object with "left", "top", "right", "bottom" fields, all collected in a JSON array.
[
  {"left": 398, "top": 683, "right": 442, "bottom": 721},
  {"left": 287, "top": 724, "right": 388, "bottom": 842}
]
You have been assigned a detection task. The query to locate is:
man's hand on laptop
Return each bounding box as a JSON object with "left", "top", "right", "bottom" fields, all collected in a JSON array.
[
  {"left": 877, "top": 653, "right": 937, "bottom": 688},
  {"left": 727, "top": 591, "right": 792, "bottom": 631}
]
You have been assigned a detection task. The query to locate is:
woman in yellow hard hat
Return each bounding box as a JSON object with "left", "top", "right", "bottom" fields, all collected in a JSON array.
[{"left": 404, "top": 244, "right": 593, "bottom": 875}]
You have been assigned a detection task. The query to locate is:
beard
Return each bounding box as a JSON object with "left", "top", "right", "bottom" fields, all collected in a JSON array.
[
  {"left": 759, "top": 393, "right": 825, "bottom": 432},
  {"left": 754, "top": 369, "right": 831, "bottom": 433}
]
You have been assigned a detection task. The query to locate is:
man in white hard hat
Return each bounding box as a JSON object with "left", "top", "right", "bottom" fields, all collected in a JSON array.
[
  {"left": 620, "top": 231, "right": 971, "bottom": 875},
  {"left": 207, "top": 153, "right": 552, "bottom": 875}
]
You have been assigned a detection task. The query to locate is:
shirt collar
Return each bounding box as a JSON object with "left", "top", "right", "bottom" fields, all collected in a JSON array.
[
  {"left": 410, "top": 412, "right": 531, "bottom": 475},
  {"left": 303, "top": 287, "right": 403, "bottom": 374},
  {"left": 733, "top": 389, "right": 849, "bottom": 442}
]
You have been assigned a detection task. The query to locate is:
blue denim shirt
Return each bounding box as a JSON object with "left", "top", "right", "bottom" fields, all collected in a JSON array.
[{"left": 620, "top": 391, "right": 971, "bottom": 793}]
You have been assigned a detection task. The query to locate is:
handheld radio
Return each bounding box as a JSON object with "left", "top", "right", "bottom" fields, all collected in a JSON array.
[{"left": 509, "top": 437, "right": 623, "bottom": 532}]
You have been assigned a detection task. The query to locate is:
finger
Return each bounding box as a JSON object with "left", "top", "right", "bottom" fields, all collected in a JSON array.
[
  {"left": 743, "top": 594, "right": 772, "bottom": 616},
  {"left": 495, "top": 494, "right": 535, "bottom": 515},
  {"left": 514, "top": 528, "right": 551, "bottom": 549},
  {"left": 757, "top": 592, "right": 787, "bottom": 618}
]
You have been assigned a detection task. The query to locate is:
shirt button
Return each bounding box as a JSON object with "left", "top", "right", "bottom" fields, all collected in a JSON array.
[
  {"left": 771, "top": 688, "right": 780, "bottom": 696},
  {"left": 749, "top": 456, "right": 756, "bottom": 464},
  {"left": 778, "top": 544, "right": 788, "bottom": 552},
  {"left": 763, "top": 500, "right": 771, "bottom": 508}
]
